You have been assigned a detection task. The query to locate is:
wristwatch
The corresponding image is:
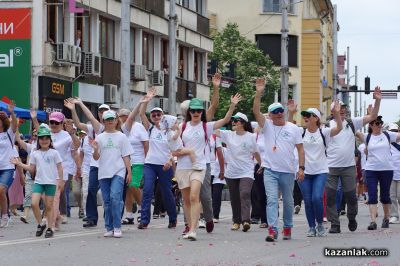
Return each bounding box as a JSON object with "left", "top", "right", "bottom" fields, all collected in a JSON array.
[{"left": 299, "top": 166, "right": 305, "bottom": 171}]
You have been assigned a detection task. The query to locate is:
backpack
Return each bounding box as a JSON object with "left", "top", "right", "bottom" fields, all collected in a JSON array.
[
  {"left": 302, "top": 128, "right": 327, "bottom": 156},
  {"left": 181, "top": 122, "right": 209, "bottom": 153},
  {"left": 365, "top": 131, "right": 400, "bottom": 160}
]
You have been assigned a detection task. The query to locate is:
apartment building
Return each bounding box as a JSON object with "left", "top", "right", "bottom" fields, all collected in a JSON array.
[
  {"left": 0, "top": 0, "right": 213, "bottom": 117},
  {"left": 208, "top": 0, "right": 336, "bottom": 120}
]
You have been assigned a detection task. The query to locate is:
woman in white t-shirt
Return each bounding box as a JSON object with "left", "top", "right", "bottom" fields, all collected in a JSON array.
[
  {"left": 210, "top": 134, "right": 226, "bottom": 223},
  {"left": 356, "top": 116, "right": 400, "bottom": 230},
  {"left": 386, "top": 123, "right": 400, "bottom": 224},
  {"left": 12, "top": 125, "right": 63, "bottom": 238},
  {"left": 215, "top": 112, "right": 261, "bottom": 232},
  {"left": 119, "top": 107, "right": 149, "bottom": 224},
  {"left": 292, "top": 102, "right": 342, "bottom": 237},
  {"left": 176, "top": 95, "right": 241, "bottom": 241},
  {"left": 91, "top": 110, "right": 133, "bottom": 238},
  {"left": 0, "top": 102, "right": 18, "bottom": 228}
]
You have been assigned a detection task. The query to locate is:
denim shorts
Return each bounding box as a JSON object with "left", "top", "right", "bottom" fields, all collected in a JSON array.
[{"left": 0, "top": 169, "right": 15, "bottom": 189}]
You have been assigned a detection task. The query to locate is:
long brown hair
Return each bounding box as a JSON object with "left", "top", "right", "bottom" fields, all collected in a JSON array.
[{"left": 0, "top": 111, "right": 10, "bottom": 132}]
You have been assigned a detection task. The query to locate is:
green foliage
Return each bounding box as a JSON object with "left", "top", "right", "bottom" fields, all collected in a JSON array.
[{"left": 209, "top": 23, "right": 280, "bottom": 120}]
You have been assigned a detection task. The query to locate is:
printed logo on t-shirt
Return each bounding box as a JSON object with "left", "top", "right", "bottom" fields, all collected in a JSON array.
[
  {"left": 308, "top": 135, "right": 317, "bottom": 144},
  {"left": 0, "top": 135, "right": 7, "bottom": 141},
  {"left": 281, "top": 131, "right": 291, "bottom": 141},
  {"left": 193, "top": 131, "right": 201, "bottom": 138},
  {"left": 154, "top": 133, "right": 163, "bottom": 141},
  {"left": 106, "top": 138, "right": 114, "bottom": 148},
  {"left": 240, "top": 142, "right": 249, "bottom": 150}
]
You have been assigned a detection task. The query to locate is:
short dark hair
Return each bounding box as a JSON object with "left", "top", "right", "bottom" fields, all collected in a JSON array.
[{"left": 0, "top": 111, "right": 10, "bottom": 132}]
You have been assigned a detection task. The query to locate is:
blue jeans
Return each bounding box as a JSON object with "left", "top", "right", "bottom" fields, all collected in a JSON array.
[
  {"left": 141, "top": 164, "right": 177, "bottom": 225},
  {"left": 263, "top": 168, "right": 294, "bottom": 230},
  {"left": 86, "top": 166, "right": 99, "bottom": 224},
  {"left": 99, "top": 175, "right": 124, "bottom": 231},
  {"left": 0, "top": 169, "right": 14, "bottom": 189},
  {"left": 298, "top": 173, "right": 327, "bottom": 228}
]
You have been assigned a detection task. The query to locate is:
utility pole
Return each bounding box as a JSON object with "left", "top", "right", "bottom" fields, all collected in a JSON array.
[
  {"left": 280, "top": 0, "right": 289, "bottom": 114},
  {"left": 120, "top": 0, "right": 130, "bottom": 108},
  {"left": 354, "top": 65, "right": 358, "bottom": 116},
  {"left": 168, "top": 0, "right": 178, "bottom": 115},
  {"left": 344, "top": 46, "right": 350, "bottom": 106},
  {"left": 332, "top": 5, "right": 338, "bottom": 101}
]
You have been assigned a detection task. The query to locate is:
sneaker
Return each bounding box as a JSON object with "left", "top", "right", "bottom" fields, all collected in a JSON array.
[
  {"left": 367, "top": 222, "right": 377, "bottom": 230},
  {"left": 182, "top": 225, "right": 190, "bottom": 235},
  {"left": 44, "top": 228, "right": 54, "bottom": 238},
  {"left": 198, "top": 219, "right": 206, "bottom": 229},
  {"left": 0, "top": 216, "right": 10, "bottom": 228},
  {"left": 152, "top": 214, "right": 160, "bottom": 219},
  {"left": 20, "top": 216, "right": 28, "bottom": 224},
  {"left": 82, "top": 216, "right": 88, "bottom": 222},
  {"left": 61, "top": 216, "right": 68, "bottom": 224},
  {"left": 382, "top": 219, "right": 389, "bottom": 229},
  {"left": 242, "top": 222, "right": 251, "bottom": 232},
  {"left": 213, "top": 218, "right": 219, "bottom": 224},
  {"left": 282, "top": 228, "right": 291, "bottom": 240},
  {"left": 83, "top": 220, "right": 97, "bottom": 228},
  {"left": 104, "top": 230, "right": 114, "bottom": 237},
  {"left": 259, "top": 223, "right": 268, "bottom": 228},
  {"left": 265, "top": 227, "right": 278, "bottom": 242},
  {"left": 329, "top": 224, "right": 341, "bottom": 234},
  {"left": 251, "top": 218, "right": 260, "bottom": 224},
  {"left": 340, "top": 210, "right": 346, "bottom": 216},
  {"left": 323, "top": 217, "right": 328, "bottom": 223},
  {"left": 316, "top": 224, "right": 327, "bottom": 237},
  {"left": 160, "top": 212, "right": 166, "bottom": 218},
  {"left": 294, "top": 205, "right": 301, "bottom": 214},
  {"left": 78, "top": 209, "right": 85, "bottom": 219},
  {"left": 348, "top": 219, "right": 357, "bottom": 232},
  {"left": 183, "top": 231, "right": 197, "bottom": 241},
  {"left": 307, "top": 227, "right": 316, "bottom": 237},
  {"left": 231, "top": 223, "right": 240, "bottom": 231},
  {"left": 113, "top": 228, "right": 122, "bottom": 238},
  {"left": 206, "top": 220, "right": 214, "bottom": 233},
  {"left": 137, "top": 223, "right": 148, "bottom": 230},
  {"left": 36, "top": 224, "right": 47, "bottom": 237},
  {"left": 168, "top": 221, "right": 177, "bottom": 229},
  {"left": 121, "top": 217, "right": 135, "bottom": 225},
  {"left": 389, "top": 217, "right": 399, "bottom": 224}
]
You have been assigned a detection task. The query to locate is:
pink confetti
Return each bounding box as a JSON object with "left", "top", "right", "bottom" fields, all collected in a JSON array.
[
  {"left": 289, "top": 253, "right": 296, "bottom": 257},
  {"left": 209, "top": 243, "right": 213, "bottom": 246}
]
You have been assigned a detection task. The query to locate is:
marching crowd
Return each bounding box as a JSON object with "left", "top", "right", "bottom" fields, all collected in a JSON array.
[{"left": 1, "top": 74, "right": 400, "bottom": 242}]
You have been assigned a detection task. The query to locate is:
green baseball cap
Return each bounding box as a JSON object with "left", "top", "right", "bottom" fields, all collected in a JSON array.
[
  {"left": 37, "top": 126, "right": 51, "bottom": 137},
  {"left": 189, "top": 98, "right": 204, "bottom": 110}
]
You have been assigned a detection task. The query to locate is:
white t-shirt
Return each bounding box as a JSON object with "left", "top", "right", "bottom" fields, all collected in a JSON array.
[
  {"left": 390, "top": 142, "right": 400, "bottom": 181},
  {"left": 212, "top": 146, "right": 227, "bottom": 185},
  {"left": 261, "top": 120, "right": 303, "bottom": 173},
  {"left": 145, "top": 125, "right": 171, "bottom": 165},
  {"left": 254, "top": 131, "right": 266, "bottom": 165},
  {"left": 358, "top": 143, "right": 367, "bottom": 170},
  {"left": 301, "top": 128, "right": 332, "bottom": 175},
  {"left": 177, "top": 121, "right": 215, "bottom": 170},
  {"left": 210, "top": 135, "right": 222, "bottom": 177},
  {"left": 122, "top": 123, "right": 149, "bottom": 165},
  {"left": 166, "top": 130, "right": 183, "bottom": 152},
  {"left": 51, "top": 130, "right": 74, "bottom": 179},
  {"left": 95, "top": 131, "right": 133, "bottom": 180},
  {"left": 364, "top": 132, "right": 397, "bottom": 171},
  {"left": 87, "top": 124, "right": 105, "bottom": 168},
  {"left": 220, "top": 130, "right": 258, "bottom": 179},
  {"left": 0, "top": 127, "right": 17, "bottom": 170},
  {"left": 30, "top": 149, "right": 62, "bottom": 185},
  {"left": 80, "top": 136, "right": 93, "bottom": 177},
  {"left": 327, "top": 117, "right": 363, "bottom": 168}
]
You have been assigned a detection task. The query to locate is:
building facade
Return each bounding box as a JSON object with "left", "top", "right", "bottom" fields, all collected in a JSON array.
[
  {"left": 208, "top": 0, "right": 336, "bottom": 121},
  {"left": 0, "top": 0, "right": 213, "bottom": 118}
]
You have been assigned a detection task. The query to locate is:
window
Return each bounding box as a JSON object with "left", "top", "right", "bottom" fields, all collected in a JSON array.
[
  {"left": 130, "top": 28, "right": 135, "bottom": 65},
  {"left": 194, "top": 51, "right": 204, "bottom": 83},
  {"left": 161, "top": 39, "right": 169, "bottom": 70},
  {"left": 142, "top": 32, "right": 154, "bottom": 70},
  {"left": 47, "top": 0, "right": 64, "bottom": 43},
  {"left": 178, "top": 46, "right": 188, "bottom": 79},
  {"left": 196, "top": 0, "right": 205, "bottom": 16},
  {"left": 99, "top": 17, "right": 115, "bottom": 58},
  {"left": 263, "top": 0, "right": 295, "bottom": 14},
  {"left": 75, "top": 12, "right": 90, "bottom": 52},
  {"left": 256, "top": 34, "right": 298, "bottom": 67},
  {"left": 182, "top": 0, "right": 190, "bottom": 8}
]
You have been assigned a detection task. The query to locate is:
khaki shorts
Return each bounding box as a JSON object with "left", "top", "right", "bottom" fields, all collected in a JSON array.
[{"left": 175, "top": 169, "right": 206, "bottom": 189}]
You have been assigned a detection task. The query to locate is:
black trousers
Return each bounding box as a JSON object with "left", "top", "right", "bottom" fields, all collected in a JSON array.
[
  {"left": 250, "top": 164, "right": 267, "bottom": 223},
  {"left": 153, "top": 180, "right": 165, "bottom": 215},
  {"left": 293, "top": 180, "right": 303, "bottom": 207},
  {"left": 211, "top": 177, "right": 224, "bottom": 220}
]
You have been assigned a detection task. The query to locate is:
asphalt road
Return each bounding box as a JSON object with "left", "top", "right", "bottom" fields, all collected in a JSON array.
[{"left": 0, "top": 201, "right": 399, "bottom": 266}]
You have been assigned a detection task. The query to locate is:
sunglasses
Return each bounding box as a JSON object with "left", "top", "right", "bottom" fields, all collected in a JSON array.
[
  {"left": 189, "top": 109, "right": 203, "bottom": 114},
  {"left": 370, "top": 121, "right": 383, "bottom": 126},
  {"left": 151, "top": 112, "right": 162, "bottom": 118},
  {"left": 271, "top": 108, "right": 284, "bottom": 115},
  {"left": 232, "top": 118, "right": 244, "bottom": 123},
  {"left": 302, "top": 113, "right": 317, "bottom": 119},
  {"left": 49, "top": 120, "right": 61, "bottom": 125},
  {"left": 104, "top": 118, "right": 116, "bottom": 121}
]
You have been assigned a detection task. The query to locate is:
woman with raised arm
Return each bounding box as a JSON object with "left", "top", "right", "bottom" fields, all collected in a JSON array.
[
  {"left": 176, "top": 94, "right": 241, "bottom": 241},
  {"left": 137, "top": 88, "right": 178, "bottom": 230}
]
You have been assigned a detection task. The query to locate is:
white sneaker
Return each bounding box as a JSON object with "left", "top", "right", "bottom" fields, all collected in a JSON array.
[
  {"left": 213, "top": 218, "right": 219, "bottom": 224},
  {"left": 0, "top": 216, "right": 10, "bottom": 228},
  {"left": 113, "top": 228, "right": 122, "bottom": 238},
  {"left": 389, "top": 217, "right": 399, "bottom": 224},
  {"left": 61, "top": 216, "right": 68, "bottom": 224},
  {"left": 198, "top": 219, "right": 206, "bottom": 229},
  {"left": 183, "top": 231, "right": 197, "bottom": 241},
  {"left": 103, "top": 230, "right": 114, "bottom": 237}
]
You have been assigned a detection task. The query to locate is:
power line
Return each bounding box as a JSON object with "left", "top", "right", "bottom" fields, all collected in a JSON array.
[{"left": 244, "top": 15, "right": 274, "bottom": 36}]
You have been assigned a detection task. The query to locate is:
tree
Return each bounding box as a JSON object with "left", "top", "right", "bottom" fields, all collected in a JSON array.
[{"left": 209, "top": 23, "right": 280, "bottom": 120}]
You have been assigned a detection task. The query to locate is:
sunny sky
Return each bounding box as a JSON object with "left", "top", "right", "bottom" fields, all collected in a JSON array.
[{"left": 333, "top": 0, "right": 400, "bottom": 123}]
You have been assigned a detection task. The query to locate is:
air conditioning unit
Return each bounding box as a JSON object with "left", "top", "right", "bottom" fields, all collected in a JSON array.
[
  {"left": 159, "top": 97, "right": 169, "bottom": 113},
  {"left": 104, "top": 84, "right": 117, "bottom": 104},
  {"left": 203, "top": 101, "right": 211, "bottom": 110},
  {"left": 56, "top": 43, "right": 72, "bottom": 63},
  {"left": 152, "top": 70, "right": 164, "bottom": 86},
  {"left": 84, "top": 52, "right": 101, "bottom": 77},
  {"left": 71, "top": 45, "right": 82, "bottom": 65},
  {"left": 130, "top": 64, "right": 146, "bottom": 81}
]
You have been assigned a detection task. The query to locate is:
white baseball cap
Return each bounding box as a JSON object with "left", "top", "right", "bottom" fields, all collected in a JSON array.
[
  {"left": 118, "top": 108, "right": 130, "bottom": 117},
  {"left": 102, "top": 110, "right": 117, "bottom": 120},
  {"left": 301, "top": 108, "right": 321, "bottom": 119},
  {"left": 387, "top": 123, "right": 399, "bottom": 131},
  {"left": 150, "top": 107, "right": 163, "bottom": 113},
  {"left": 232, "top": 112, "right": 249, "bottom": 122},
  {"left": 98, "top": 104, "right": 110, "bottom": 111},
  {"left": 268, "top": 103, "right": 284, "bottom": 113},
  {"left": 180, "top": 100, "right": 190, "bottom": 113}
]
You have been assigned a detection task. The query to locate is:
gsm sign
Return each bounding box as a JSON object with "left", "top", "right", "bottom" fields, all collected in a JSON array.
[{"left": 51, "top": 82, "right": 65, "bottom": 95}]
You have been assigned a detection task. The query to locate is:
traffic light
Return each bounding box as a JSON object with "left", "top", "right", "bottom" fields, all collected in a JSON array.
[
  {"left": 365, "top": 76, "right": 370, "bottom": 94},
  {"left": 350, "top": 85, "right": 358, "bottom": 91}
]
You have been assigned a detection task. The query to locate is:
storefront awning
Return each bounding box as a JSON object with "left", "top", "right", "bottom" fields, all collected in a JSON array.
[{"left": 0, "top": 100, "right": 47, "bottom": 121}]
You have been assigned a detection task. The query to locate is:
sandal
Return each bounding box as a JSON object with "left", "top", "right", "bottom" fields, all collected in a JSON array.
[
  {"left": 259, "top": 223, "right": 268, "bottom": 228},
  {"left": 36, "top": 224, "right": 46, "bottom": 237},
  {"left": 122, "top": 217, "right": 135, "bottom": 225},
  {"left": 44, "top": 228, "right": 54, "bottom": 238},
  {"left": 20, "top": 216, "right": 28, "bottom": 224}
]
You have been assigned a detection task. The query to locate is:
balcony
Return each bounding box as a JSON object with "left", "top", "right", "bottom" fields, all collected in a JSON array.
[
  {"left": 164, "top": 74, "right": 197, "bottom": 102},
  {"left": 131, "top": 0, "right": 165, "bottom": 17},
  {"left": 78, "top": 54, "right": 120, "bottom": 86}
]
